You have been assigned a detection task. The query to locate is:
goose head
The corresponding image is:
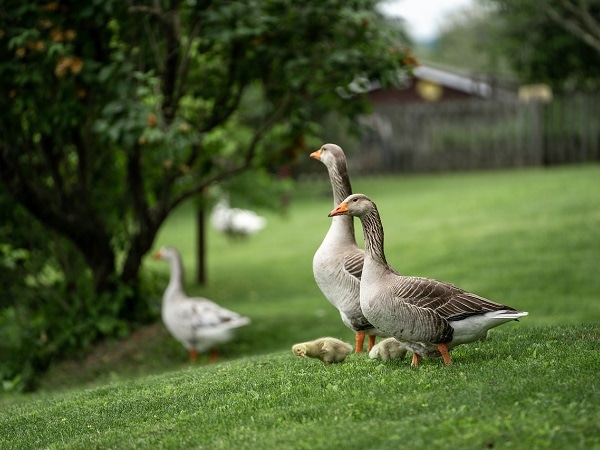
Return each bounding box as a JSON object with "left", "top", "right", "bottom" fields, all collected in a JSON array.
[
  {"left": 292, "top": 343, "right": 307, "bottom": 358},
  {"left": 152, "top": 246, "right": 179, "bottom": 261},
  {"left": 328, "top": 193, "right": 375, "bottom": 218},
  {"left": 310, "top": 143, "right": 345, "bottom": 166}
]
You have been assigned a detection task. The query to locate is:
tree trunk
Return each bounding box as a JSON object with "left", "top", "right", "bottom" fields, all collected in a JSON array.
[{"left": 196, "top": 196, "right": 207, "bottom": 285}]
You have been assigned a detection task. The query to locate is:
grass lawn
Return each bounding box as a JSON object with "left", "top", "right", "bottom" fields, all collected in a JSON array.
[{"left": 2, "top": 164, "right": 599, "bottom": 449}]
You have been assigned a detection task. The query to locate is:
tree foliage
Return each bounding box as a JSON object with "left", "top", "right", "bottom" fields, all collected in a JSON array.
[
  {"left": 418, "top": 3, "right": 513, "bottom": 76},
  {"left": 0, "top": 0, "right": 413, "bottom": 390},
  {"left": 484, "top": 0, "right": 600, "bottom": 89}
]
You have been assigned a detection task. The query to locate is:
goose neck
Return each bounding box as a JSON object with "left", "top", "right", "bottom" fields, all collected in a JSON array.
[
  {"left": 165, "top": 254, "right": 186, "bottom": 297},
  {"left": 328, "top": 214, "right": 357, "bottom": 244},
  {"left": 328, "top": 164, "right": 357, "bottom": 240},
  {"left": 359, "top": 208, "right": 388, "bottom": 266},
  {"left": 327, "top": 161, "right": 353, "bottom": 206}
]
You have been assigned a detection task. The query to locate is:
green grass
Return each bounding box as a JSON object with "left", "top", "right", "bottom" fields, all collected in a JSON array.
[
  {"left": 1, "top": 326, "right": 599, "bottom": 449},
  {"left": 2, "top": 164, "right": 600, "bottom": 449}
]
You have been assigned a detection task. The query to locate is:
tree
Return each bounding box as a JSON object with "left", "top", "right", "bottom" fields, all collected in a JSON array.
[
  {"left": 413, "top": 3, "right": 512, "bottom": 77},
  {"left": 0, "top": 1, "right": 413, "bottom": 388},
  {"left": 484, "top": 0, "right": 600, "bottom": 89},
  {"left": 544, "top": 0, "right": 600, "bottom": 54}
]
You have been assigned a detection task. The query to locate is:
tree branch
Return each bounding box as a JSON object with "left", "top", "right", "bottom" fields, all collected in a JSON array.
[
  {"left": 127, "top": 0, "right": 170, "bottom": 28},
  {"left": 128, "top": 0, "right": 182, "bottom": 124},
  {"left": 38, "top": 135, "right": 65, "bottom": 207},
  {"left": 545, "top": 1, "right": 600, "bottom": 54},
  {"left": 174, "top": 18, "right": 203, "bottom": 105},
  {"left": 167, "top": 92, "right": 293, "bottom": 211},
  {"left": 577, "top": 0, "right": 600, "bottom": 43},
  {"left": 201, "top": 41, "right": 246, "bottom": 132}
]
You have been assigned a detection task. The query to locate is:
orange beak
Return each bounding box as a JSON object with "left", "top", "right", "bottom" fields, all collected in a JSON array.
[
  {"left": 152, "top": 251, "right": 162, "bottom": 260},
  {"left": 309, "top": 148, "right": 322, "bottom": 160},
  {"left": 328, "top": 201, "right": 349, "bottom": 217}
]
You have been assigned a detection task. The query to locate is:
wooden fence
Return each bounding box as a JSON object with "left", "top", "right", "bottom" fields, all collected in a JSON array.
[{"left": 348, "top": 93, "right": 600, "bottom": 173}]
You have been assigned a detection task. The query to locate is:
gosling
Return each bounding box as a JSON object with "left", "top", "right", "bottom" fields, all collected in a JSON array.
[
  {"left": 292, "top": 337, "right": 353, "bottom": 364},
  {"left": 368, "top": 337, "right": 408, "bottom": 361},
  {"left": 369, "top": 337, "right": 452, "bottom": 361}
]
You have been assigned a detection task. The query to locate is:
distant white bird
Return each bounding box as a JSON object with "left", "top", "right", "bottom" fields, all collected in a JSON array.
[
  {"left": 153, "top": 246, "right": 251, "bottom": 362},
  {"left": 210, "top": 199, "right": 267, "bottom": 238},
  {"left": 292, "top": 337, "right": 353, "bottom": 364}
]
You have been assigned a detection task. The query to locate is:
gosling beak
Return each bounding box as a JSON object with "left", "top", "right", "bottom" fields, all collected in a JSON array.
[
  {"left": 299, "top": 352, "right": 305, "bottom": 357},
  {"left": 328, "top": 201, "right": 349, "bottom": 217},
  {"left": 309, "top": 148, "right": 322, "bottom": 160},
  {"left": 152, "top": 251, "right": 162, "bottom": 260}
]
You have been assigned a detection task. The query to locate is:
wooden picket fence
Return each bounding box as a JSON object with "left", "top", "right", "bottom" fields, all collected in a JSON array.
[{"left": 347, "top": 93, "right": 600, "bottom": 173}]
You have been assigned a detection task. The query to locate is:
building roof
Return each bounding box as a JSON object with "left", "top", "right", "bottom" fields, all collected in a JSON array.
[{"left": 412, "top": 65, "right": 493, "bottom": 98}]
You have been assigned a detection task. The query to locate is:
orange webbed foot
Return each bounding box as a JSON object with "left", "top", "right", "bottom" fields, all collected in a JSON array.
[
  {"left": 437, "top": 344, "right": 452, "bottom": 366},
  {"left": 410, "top": 353, "right": 421, "bottom": 367},
  {"left": 367, "top": 334, "right": 377, "bottom": 351},
  {"left": 355, "top": 332, "right": 366, "bottom": 353}
]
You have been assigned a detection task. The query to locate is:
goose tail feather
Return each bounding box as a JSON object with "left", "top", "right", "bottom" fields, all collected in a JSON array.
[{"left": 492, "top": 310, "right": 529, "bottom": 320}]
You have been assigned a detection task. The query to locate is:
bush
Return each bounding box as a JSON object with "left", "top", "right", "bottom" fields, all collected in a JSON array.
[{"left": 0, "top": 193, "right": 134, "bottom": 392}]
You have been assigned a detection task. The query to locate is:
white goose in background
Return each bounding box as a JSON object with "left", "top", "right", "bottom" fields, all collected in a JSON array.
[
  {"left": 310, "top": 144, "right": 387, "bottom": 353},
  {"left": 153, "top": 246, "right": 251, "bottom": 362},
  {"left": 329, "top": 194, "right": 528, "bottom": 366},
  {"left": 210, "top": 199, "right": 267, "bottom": 238}
]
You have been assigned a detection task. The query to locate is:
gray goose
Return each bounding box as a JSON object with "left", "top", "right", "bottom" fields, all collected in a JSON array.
[
  {"left": 310, "top": 144, "right": 386, "bottom": 353},
  {"left": 153, "top": 246, "right": 251, "bottom": 362},
  {"left": 329, "top": 194, "right": 528, "bottom": 366}
]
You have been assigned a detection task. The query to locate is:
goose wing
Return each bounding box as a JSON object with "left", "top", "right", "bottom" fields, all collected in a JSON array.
[
  {"left": 394, "top": 276, "right": 515, "bottom": 321},
  {"left": 343, "top": 249, "right": 364, "bottom": 281},
  {"left": 175, "top": 298, "right": 249, "bottom": 330}
]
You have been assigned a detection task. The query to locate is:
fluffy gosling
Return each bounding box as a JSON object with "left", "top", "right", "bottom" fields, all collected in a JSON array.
[
  {"left": 368, "top": 337, "right": 408, "bottom": 361},
  {"left": 292, "top": 337, "right": 353, "bottom": 364}
]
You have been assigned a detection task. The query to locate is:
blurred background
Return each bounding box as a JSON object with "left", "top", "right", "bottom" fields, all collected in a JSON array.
[{"left": 1, "top": 0, "right": 598, "bottom": 393}]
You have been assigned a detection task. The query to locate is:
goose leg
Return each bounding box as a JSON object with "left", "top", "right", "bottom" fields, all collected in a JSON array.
[
  {"left": 367, "top": 334, "right": 377, "bottom": 351},
  {"left": 355, "top": 332, "right": 365, "bottom": 353},
  {"left": 437, "top": 344, "right": 452, "bottom": 366},
  {"left": 410, "top": 353, "right": 421, "bottom": 367},
  {"left": 188, "top": 348, "right": 198, "bottom": 362},
  {"left": 209, "top": 349, "right": 219, "bottom": 363}
]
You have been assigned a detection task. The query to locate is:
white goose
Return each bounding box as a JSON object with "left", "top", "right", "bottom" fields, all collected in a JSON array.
[
  {"left": 153, "top": 246, "right": 250, "bottom": 362},
  {"left": 310, "top": 144, "right": 386, "bottom": 353},
  {"left": 210, "top": 199, "right": 267, "bottom": 238},
  {"left": 329, "top": 194, "right": 528, "bottom": 366}
]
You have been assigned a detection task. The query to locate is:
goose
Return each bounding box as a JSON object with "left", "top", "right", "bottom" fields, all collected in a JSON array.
[
  {"left": 210, "top": 199, "right": 267, "bottom": 238},
  {"left": 328, "top": 194, "right": 528, "bottom": 366},
  {"left": 310, "top": 143, "right": 386, "bottom": 353},
  {"left": 153, "top": 246, "right": 251, "bottom": 362},
  {"left": 292, "top": 337, "right": 353, "bottom": 364}
]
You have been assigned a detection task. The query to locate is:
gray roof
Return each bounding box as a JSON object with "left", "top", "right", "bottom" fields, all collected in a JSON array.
[{"left": 413, "top": 65, "right": 493, "bottom": 98}]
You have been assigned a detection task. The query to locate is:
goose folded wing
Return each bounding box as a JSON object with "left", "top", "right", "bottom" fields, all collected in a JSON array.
[
  {"left": 343, "top": 250, "right": 364, "bottom": 281},
  {"left": 394, "top": 276, "right": 516, "bottom": 321},
  {"left": 175, "top": 300, "right": 242, "bottom": 328}
]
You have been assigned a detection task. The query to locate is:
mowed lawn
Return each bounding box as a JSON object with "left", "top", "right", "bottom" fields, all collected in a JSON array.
[{"left": 2, "top": 164, "right": 599, "bottom": 449}]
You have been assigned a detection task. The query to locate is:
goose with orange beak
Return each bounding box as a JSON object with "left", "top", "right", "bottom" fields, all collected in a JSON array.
[{"left": 329, "top": 194, "right": 528, "bottom": 366}]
